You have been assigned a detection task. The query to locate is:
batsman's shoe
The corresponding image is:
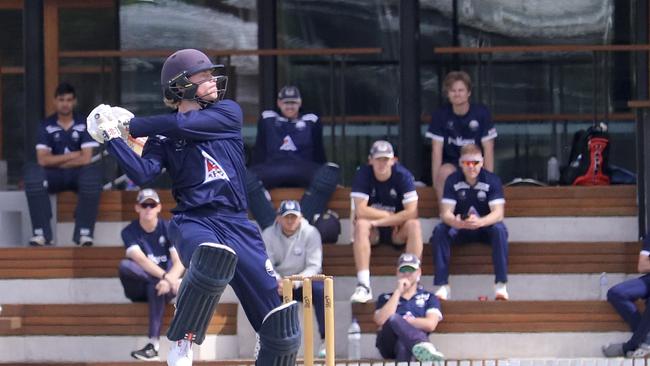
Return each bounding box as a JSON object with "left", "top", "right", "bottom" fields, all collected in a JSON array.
[
  {"left": 131, "top": 343, "right": 159, "bottom": 361},
  {"left": 435, "top": 285, "right": 450, "bottom": 301},
  {"left": 495, "top": 282, "right": 509, "bottom": 301},
  {"left": 412, "top": 341, "right": 445, "bottom": 362},
  {"left": 168, "top": 339, "right": 193, "bottom": 366},
  {"left": 317, "top": 342, "right": 326, "bottom": 358},
  {"left": 350, "top": 284, "right": 372, "bottom": 303},
  {"left": 628, "top": 344, "right": 650, "bottom": 358},
  {"left": 602, "top": 343, "right": 624, "bottom": 357},
  {"left": 28, "top": 235, "right": 51, "bottom": 247}
]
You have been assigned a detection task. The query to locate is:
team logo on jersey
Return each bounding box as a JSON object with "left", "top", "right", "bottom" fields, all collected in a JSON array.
[
  {"left": 446, "top": 120, "right": 454, "bottom": 130},
  {"left": 295, "top": 120, "right": 306, "bottom": 130},
  {"left": 370, "top": 188, "right": 376, "bottom": 198},
  {"left": 416, "top": 298, "right": 426, "bottom": 307},
  {"left": 293, "top": 245, "right": 303, "bottom": 256},
  {"left": 458, "top": 190, "right": 467, "bottom": 200},
  {"left": 159, "top": 235, "right": 166, "bottom": 246},
  {"left": 264, "top": 259, "right": 276, "bottom": 277},
  {"left": 389, "top": 188, "right": 397, "bottom": 199},
  {"left": 477, "top": 190, "right": 487, "bottom": 201},
  {"left": 71, "top": 130, "right": 79, "bottom": 141},
  {"left": 200, "top": 149, "right": 229, "bottom": 183},
  {"left": 54, "top": 133, "right": 61, "bottom": 141},
  {"left": 279, "top": 135, "right": 297, "bottom": 151},
  {"left": 469, "top": 120, "right": 479, "bottom": 131}
]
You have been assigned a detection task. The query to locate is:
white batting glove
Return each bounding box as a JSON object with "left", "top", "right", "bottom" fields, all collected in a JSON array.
[
  {"left": 98, "top": 116, "right": 122, "bottom": 142},
  {"left": 87, "top": 104, "right": 114, "bottom": 144},
  {"left": 111, "top": 106, "right": 134, "bottom": 138}
]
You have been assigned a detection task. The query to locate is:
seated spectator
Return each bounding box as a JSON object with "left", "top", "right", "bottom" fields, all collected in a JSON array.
[
  {"left": 261, "top": 200, "right": 327, "bottom": 358},
  {"left": 350, "top": 140, "right": 422, "bottom": 303},
  {"left": 118, "top": 189, "right": 184, "bottom": 361},
  {"left": 24, "top": 82, "right": 101, "bottom": 246},
  {"left": 246, "top": 85, "right": 339, "bottom": 229},
  {"left": 374, "top": 253, "right": 445, "bottom": 362},
  {"left": 432, "top": 143, "right": 508, "bottom": 301},
  {"left": 426, "top": 71, "right": 497, "bottom": 201},
  {"left": 602, "top": 237, "right": 650, "bottom": 358}
]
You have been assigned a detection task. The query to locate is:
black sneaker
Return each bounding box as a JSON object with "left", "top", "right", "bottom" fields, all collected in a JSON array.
[{"left": 131, "top": 343, "right": 159, "bottom": 361}]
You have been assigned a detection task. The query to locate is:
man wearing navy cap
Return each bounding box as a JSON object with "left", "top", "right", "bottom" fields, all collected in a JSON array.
[
  {"left": 246, "top": 85, "right": 339, "bottom": 230},
  {"left": 261, "top": 199, "right": 328, "bottom": 358},
  {"left": 374, "top": 253, "right": 444, "bottom": 362},
  {"left": 350, "top": 140, "right": 423, "bottom": 303}
]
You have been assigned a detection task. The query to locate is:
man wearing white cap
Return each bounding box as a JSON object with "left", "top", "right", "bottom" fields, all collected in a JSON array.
[
  {"left": 349, "top": 140, "right": 423, "bottom": 303},
  {"left": 118, "top": 188, "right": 185, "bottom": 361},
  {"left": 374, "top": 253, "right": 444, "bottom": 362},
  {"left": 261, "top": 199, "right": 328, "bottom": 358}
]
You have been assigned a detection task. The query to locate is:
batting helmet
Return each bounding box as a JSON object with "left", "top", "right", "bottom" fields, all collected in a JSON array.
[{"left": 161, "top": 49, "right": 228, "bottom": 107}]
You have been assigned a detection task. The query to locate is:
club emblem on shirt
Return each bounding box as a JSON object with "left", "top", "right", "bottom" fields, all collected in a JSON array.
[
  {"left": 54, "top": 133, "right": 61, "bottom": 141},
  {"left": 447, "top": 120, "right": 454, "bottom": 130},
  {"left": 477, "top": 190, "right": 487, "bottom": 201},
  {"left": 200, "top": 149, "right": 229, "bottom": 183},
  {"left": 416, "top": 298, "right": 426, "bottom": 307},
  {"left": 159, "top": 235, "right": 166, "bottom": 246},
  {"left": 71, "top": 130, "right": 79, "bottom": 141},
  {"left": 279, "top": 135, "right": 297, "bottom": 151},
  {"left": 458, "top": 190, "right": 467, "bottom": 200},
  {"left": 390, "top": 188, "right": 397, "bottom": 199},
  {"left": 469, "top": 120, "right": 479, "bottom": 131},
  {"left": 295, "top": 120, "right": 306, "bottom": 130}
]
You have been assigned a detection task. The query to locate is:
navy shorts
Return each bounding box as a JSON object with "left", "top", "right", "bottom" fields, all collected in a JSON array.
[{"left": 168, "top": 208, "right": 280, "bottom": 332}]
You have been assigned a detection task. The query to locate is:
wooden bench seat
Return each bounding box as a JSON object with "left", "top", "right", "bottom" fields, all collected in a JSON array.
[
  {"left": 0, "top": 303, "right": 236, "bottom": 336},
  {"left": 57, "top": 185, "right": 637, "bottom": 222},
  {"left": 352, "top": 300, "right": 629, "bottom": 333},
  {"left": 0, "top": 242, "right": 640, "bottom": 279}
]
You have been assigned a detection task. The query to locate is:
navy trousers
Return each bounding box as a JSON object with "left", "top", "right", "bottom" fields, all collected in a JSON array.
[
  {"left": 607, "top": 274, "right": 650, "bottom": 352},
  {"left": 375, "top": 314, "right": 430, "bottom": 361},
  {"left": 24, "top": 162, "right": 101, "bottom": 244},
  {"left": 432, "top": 222, "right": 509, "bottom": 285},
  {"left": 118, "top": 259, "right": 174, "bottom": 339}
]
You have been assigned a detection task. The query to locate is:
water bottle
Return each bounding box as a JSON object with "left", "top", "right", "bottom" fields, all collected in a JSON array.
[
  {"left": 347, "top": 318, "right": 361, "bottom": 360},
  {"left": 547, "top": 156, "right": 560, "bottom": 185},
  {"left": 599, "top": 272, "right": 609, "bottom": 300}
]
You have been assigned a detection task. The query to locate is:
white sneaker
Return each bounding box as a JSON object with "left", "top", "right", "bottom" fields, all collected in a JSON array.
[
  {"left": 317, "top": 342, "right": 326, "bottom": 358},
  {"left": 495, "top": 282, "right": 509, "bottom": 300},
  {"left": 78, "top": 235, "right": 94, "bottom": 247},
  {"left": 412, "top": 341, "right": 445, "bottom": 362},
  {"left": 167, "top": 339, "right": 193, "bottom": 366},
  {"left": 28, "top": 235, "right": 48, "bottom": 246},
  {"left": 350, "top": 284, "right": 373, "bottom": 303},
  {"left": 435, "top": 285, "right": 450, "bottom": 301}
]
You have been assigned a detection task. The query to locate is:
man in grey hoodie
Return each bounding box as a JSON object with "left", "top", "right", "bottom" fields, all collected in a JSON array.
[{"left": 261, "top": 199, "right": 326, "bottom": 358}]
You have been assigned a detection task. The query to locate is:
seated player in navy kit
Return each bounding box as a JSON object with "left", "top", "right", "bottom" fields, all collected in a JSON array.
[
  {"left": 118, "top": 189, "right": 185, "bottom": 361},
  {"left": 245, "top": 86, "right": 339, "bottom": 229},
  {"left": 24, "top": 82, "right": 101, "bottom": 246},
  {"left": 374, "top": 253, "right": 444, "bottom": 363},
  {"left": 426, "top": 71, "right": 497, "bottom": 201},
  {"left": 87, "top": 49, "right": 301, "bottom": 366},
  {"left": 350, "top": 140, "right": 423, "bottom": 303},
  {"left": 432, "top": 143, "right": 508, "bottom": 301},
  {"left": 602, "top": 237, "right": 650, "bottom": 358}
]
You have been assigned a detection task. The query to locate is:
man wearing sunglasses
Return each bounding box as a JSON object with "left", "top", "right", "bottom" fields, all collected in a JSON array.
[
  {"left": 350, "top": 140, "right": 422, "bottom": 303},
  {"left": 432, "top": 143, "right": 509, "bottom": 301},
  {"left": 245, "top": 85, "right": 339, "bottom": 230},
  {"left": 374, "top": 253, "right": 445, "bottom": 362},
  {"left": 118, "top": 189, "right": 185, "bottom": 361}
]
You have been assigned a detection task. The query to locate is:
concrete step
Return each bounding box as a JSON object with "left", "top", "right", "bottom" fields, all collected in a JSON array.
[
  {"left": 47, "top": 216, "right": 637, "bottom": 247},
  {"left": 0, "top": 274, "right": 636, "bottom": 304},
  {"left": 0, "top": 335, "right": 237, "bottom": 362}
]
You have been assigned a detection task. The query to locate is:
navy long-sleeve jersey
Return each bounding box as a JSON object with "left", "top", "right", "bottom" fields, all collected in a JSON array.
[{"left": 106, "top": 100, "right": 248, "bottom": 214}]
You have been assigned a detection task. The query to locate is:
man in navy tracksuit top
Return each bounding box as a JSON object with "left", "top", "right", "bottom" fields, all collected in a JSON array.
[
  {"left": 246, "top": 86, "right": 339, "bottom": 229},
  {"left": 87, "top": 49, "right": 301, "bottom": 366},
  {"left": 603, "top": 237, "right": 650, "bottom": 358},
  {"left": 431, "top": 143, "right": 509, "bottom": 301},
  {"left": 118, "top": 189, "right": 184, "bottom": 361},
  {"left": 24, "top": 82, "right": 101, "bottom": 247}
]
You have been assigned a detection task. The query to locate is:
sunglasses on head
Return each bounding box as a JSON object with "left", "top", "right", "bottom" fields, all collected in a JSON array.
[
  {"left": 460, "top": 160, "right": 482, "bottom": 167},
  {"left": 139, "top": 202, "right": 159, "bottom": 209},
  {"left": 399, "top": 266, "right": 417, "bottom": 273}
]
